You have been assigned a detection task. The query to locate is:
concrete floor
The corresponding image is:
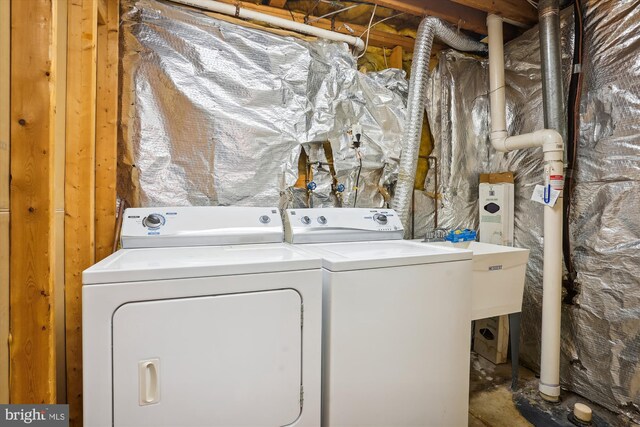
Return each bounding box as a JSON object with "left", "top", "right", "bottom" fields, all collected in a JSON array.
[
  {"left": 468, "top": 352, "right": 535, "bottom": 427},
  {"left": 467, "top": 352, "right": 640, "bottom": 427}
]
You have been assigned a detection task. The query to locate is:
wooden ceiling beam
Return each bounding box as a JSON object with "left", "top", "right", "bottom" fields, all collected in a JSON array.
[
  {"left": 370, "top": 0, "right": 488, "bottom": 34},
  {"left": 449, "top": 0, "right": 538, "bottom": 27},
  {"left": 367, "top": 0, "right": 522, "bottom": 39},
  {"left": 212, "top": 0, "right": 419, "bottom": 50}
]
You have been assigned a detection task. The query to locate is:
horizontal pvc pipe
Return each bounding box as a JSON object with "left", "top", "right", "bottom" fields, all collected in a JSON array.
[{"left": 170, "top": 0, "right": 366, "bottom": 51}]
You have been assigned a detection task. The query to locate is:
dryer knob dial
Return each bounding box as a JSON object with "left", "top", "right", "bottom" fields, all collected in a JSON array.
[
  {"left": 301, "top": 216, "right": 311, "bottom": 225},
  {"left": 373, "top": 213, "right": 388, "bottom": 225},
  {"left": 144, "top": 214, "right": 164, "bottom": 229},
  {"left": 259, "top": 215, "right": 271, "bottom": 224}
]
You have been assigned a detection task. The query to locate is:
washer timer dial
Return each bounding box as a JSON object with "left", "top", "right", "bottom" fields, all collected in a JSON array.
[{"left": 373, "top": 213, "right": 388, "bottom": 225}]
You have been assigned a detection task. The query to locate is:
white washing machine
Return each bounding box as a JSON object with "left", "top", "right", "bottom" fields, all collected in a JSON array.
[
  {"left": 284, "top": 208, "right": 474, "bottom": 427},
  {"left": 83, "top": 206, "right": 323, "bottom": 427}
]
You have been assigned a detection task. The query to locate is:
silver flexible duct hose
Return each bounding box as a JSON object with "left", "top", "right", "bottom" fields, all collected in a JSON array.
[{"left": 391, "top": 17, "right": 487, "bottom": 235}]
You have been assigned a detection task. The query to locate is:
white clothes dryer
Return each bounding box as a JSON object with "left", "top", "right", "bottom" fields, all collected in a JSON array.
[{"left": 83, "top": 206, "right": 322, "bottom": 427}]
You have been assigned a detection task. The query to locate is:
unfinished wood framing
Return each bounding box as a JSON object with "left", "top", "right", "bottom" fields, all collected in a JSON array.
[
  {"left": 371, "top": 0, "right": 489, "bottom": 34},
  {"left": 9, "top": 0, "right": 58, "bottom": 403},
  {"left": 95, "top": 0, "right": 119, "bottom": 262},
  {"left": 390, "top": 45, "right": 403, "bottom": 70},
  {"left": 65, "top": 0, "right": 98, "bottom": 422},
  {"left": 367, "top": 0, "right": 522, "bottom": 39},
  {"left": 54, "top": 0, "right": 69, "bottom": 405},
  {"left": 214, "top": 0, "right": 418, "bottom": 50},
  {"left": 267, "top": 0, "right": 288, "bottom": 8},
  {"left": 451, "top": 0, "right": 538, "bottom": 27},
  {"left": 0, "top": 0, "right": 10, "bottom": 405}
]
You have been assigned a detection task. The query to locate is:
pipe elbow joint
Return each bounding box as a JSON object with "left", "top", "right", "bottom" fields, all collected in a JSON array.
[
  {"left": 490, "top": 131, "right": 509, "bottom": 152},
  {"left": 537, "top": 129, "right": 564, "bottom": 154}
]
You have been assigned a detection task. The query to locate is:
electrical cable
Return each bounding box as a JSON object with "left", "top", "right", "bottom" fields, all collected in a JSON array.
[
  {"left": 353, "top": 154, "right": 363, "bottom": 207},
  {"left": 356, "top": 4, "right": 377, "bottom": 58},
  {"left": 356, "top": 11, "right": 405, "bottom": 58},
  {"left": 307, "top": 4, "right": 362, "bottom": 24}
]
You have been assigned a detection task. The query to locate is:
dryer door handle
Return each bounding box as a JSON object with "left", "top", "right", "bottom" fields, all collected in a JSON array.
[{"left": 139, "top": 359, "right": 160, "bottom": 405}]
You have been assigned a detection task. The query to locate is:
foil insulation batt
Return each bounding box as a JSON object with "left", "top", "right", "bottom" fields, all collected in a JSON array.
[
  {"left": 119, "top": 0, "right": 405, "bottom": 209},
  {"left": 419, "top": 2, "right": 640, "bottom": 419}
]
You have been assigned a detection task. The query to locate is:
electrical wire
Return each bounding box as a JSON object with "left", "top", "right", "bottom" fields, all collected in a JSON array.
[
  {"left": 307, "top": 4, "right": 362, "bottom": 24},
  {"left": 353, "top": 154, "right": 363, "bottom": 208},
  {"left": 356, "top": 4, "right": 376, "bottom": 58},
  {"left": 526, "top": 0, "right": 538, "bottom": 8},
  {"left": 369, "top": 12, "right": 405, "bottom": 30},
  {"left": 357, "top": 11, "right": 405, "bottom": 58}
]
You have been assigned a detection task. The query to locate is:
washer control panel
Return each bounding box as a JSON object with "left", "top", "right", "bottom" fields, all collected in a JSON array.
[
  {"left": 121, "top": 206, "right": 283, "bottom": 248},
  {"left": 284, "top": 208, "right": 404, "bottom": 244}
]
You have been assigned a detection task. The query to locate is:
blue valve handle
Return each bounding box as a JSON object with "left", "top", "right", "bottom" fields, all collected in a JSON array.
[
  {"left": 307, "top": 181, "right": 317, "bottom": 191},
  {"left": 336, "top": 183, "right": 345, "bottom": 193}
]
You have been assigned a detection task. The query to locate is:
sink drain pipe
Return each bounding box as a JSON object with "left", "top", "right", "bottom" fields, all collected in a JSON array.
[
  {"left": 391, "top": 17, "right": 487, "bottom": 235},
  {"left": 486, "top": 13, "right": 564, "bottom": 402}
]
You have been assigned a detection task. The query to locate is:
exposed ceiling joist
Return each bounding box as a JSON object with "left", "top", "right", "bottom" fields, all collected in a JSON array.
[
  {"left": 214, "top": 0, "right": 420, "bottom": 50},
  {"left": 450, "top": 0, "right": 538, "bottom": 27},
  {"left": 367, "top": 0, "right": 523, "bottom": 38},
  {"left": 371, "top": 0, "right": 487, "bottom": 33}
]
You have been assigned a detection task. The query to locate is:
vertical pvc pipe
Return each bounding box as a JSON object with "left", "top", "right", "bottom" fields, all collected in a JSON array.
[
  {"left": 487, "top": 13, "right": 565, "bottom": 401},
  {"left": 487, "top": 14, "right": 508, "bottom": 145},
  {"left": 539, "top": 155, "right": 564, "bottom": 401},
  {"left": 538, "top": 0, "right": 565, "bottom": 402}
]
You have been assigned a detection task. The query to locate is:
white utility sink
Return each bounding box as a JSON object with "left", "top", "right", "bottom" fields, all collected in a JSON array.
[{"left": 421, "top": 241, "right": 529, "bottom": 320}]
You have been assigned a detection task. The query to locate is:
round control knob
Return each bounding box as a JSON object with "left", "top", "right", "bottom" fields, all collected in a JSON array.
[
  {"left": 259, "top": 215, "right": 271, "bottom": 224},
  {"left": 317, "top": 216, "right": 327, "bottom": 225},
  {"left": 373, "top": 213, "right": 388, "bottom": 225},
  {"left": 143, "top": 213, "right": 164, "bottom": 229},
  {"left": 301, "top": 216, "right": 311, "bottom": 225}
]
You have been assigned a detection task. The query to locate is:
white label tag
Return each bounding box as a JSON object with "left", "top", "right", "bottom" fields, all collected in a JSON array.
[{"left": 531, "top": 184, "right": 560, "bottom": 207}]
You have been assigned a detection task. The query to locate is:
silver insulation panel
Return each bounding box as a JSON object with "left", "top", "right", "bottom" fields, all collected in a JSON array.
[
  {"left": 120, "top": 0, "right": 406, "bottom": 209},
  {"left": 422, "top": 3, "right": 640, "bottom": 419}
]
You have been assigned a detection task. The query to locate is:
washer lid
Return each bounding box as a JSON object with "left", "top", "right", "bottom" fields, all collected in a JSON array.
[
  {"left": 298, "top": 240, "right": 473, "bottom": 271},
  {"left": 83, "top": 243, "right": 321, "bottom": 284}
]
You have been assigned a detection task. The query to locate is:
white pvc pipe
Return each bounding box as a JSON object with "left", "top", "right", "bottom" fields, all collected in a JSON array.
[
  {"left": 539, "top": 156, "right": 564, "bottom": 401},
  {"left": 170, "top": 0, "right": 366, "bottom": 51},
  {"left": 486, "top": 14, "right": 564, "bottom": 401},
  {"left": 487, "top": 14, "right": 508, "bottom": 147}
]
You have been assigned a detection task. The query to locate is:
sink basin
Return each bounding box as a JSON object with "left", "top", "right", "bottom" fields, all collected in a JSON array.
[{"left": 419, "top": 241, "right": 529, "bottom": 320}]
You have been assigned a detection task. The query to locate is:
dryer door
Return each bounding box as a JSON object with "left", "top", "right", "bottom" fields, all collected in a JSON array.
[{"left": 112, "top": 289, "right": 302, "bottom": 426}]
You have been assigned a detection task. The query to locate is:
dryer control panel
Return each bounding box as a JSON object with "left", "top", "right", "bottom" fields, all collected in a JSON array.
[
  {"left": 284, "top": 208, "right": 404, "bottom": 244},
  {"left": 121, "top": 206, "right": 283, "bottom": 248}
]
